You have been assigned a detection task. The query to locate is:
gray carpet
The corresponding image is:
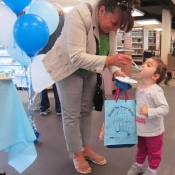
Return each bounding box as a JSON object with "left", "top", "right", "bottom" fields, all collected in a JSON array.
[{"left": 0, "top": 86, "right": 175, "bottom": 175}]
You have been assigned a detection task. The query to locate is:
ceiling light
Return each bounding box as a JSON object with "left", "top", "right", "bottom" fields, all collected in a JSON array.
[
  {"left": 135, "top": 19, "right": 160, "bottom": 25},
  {"left": 132, "top": 9, "right": 144, "bottom": 17},
  {"left": 62, "top": 6, "right": 74, "bottom": 13},
  {"left": 154, "top": 28, "right": 162, "bottom": 31}
]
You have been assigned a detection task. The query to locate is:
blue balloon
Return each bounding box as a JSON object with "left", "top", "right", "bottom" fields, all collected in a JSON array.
[
  {"left": 26, "top": 1, "right": 59, "bottom": 35},
  {"left": 7, "top": 41, "right": 30, "bottom": 67},
  {"left": 13, "top": 14, "right": 49, "bottom": 58},
  {"left": 2, "top": 0, "right": 32, "bottom": 15}
]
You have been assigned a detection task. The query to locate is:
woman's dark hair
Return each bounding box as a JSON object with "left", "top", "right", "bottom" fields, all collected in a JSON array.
[
  {"left": 152, "top": 58, "right": 172, "bottom": 86},
  {"left": 97, "top": 0, "right": 140, "bottom": 32}
]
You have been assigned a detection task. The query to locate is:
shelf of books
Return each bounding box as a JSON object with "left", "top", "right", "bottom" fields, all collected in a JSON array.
[
  {"left": 148, "top": 30, "right": 161, "bottom": 56},
  {"left": 132, "top": 26, "right": 148, "bottom": 64}
]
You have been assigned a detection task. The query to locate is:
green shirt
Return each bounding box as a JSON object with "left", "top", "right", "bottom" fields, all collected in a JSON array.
[{"left": 78, "top": 35, "right": 109, "bottom": 74}]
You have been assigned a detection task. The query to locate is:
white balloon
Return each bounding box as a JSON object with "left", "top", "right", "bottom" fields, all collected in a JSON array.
[
  {"left": 31, "top": 54, "right": 54, "bottom": 93},
  {"left": 0, "top": 3, "right": 17, "bottom": 47}
]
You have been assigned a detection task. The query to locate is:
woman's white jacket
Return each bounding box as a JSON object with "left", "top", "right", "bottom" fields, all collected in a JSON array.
[{"left": 44, "top": 3, "right": 120, "bottom": 81}]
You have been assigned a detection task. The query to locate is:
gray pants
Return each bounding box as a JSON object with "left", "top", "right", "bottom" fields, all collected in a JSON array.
[{"left": 56, "top": 71, "right": 97, "bottom": 153}]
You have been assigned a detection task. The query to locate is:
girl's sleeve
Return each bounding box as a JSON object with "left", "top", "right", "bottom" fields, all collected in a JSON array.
[{"left": 148, "top": 88, "right": 169, "bottom": 118}]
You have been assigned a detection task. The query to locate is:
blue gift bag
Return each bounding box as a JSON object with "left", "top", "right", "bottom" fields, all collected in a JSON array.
[{"left": 104, "top": 88, "right": 138, "bottom": 148}]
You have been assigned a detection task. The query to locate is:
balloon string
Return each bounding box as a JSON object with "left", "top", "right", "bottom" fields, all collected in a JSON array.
[
  {"left": 28, "top": 58, "right": 33, "bottom": 119},
  {"left": 21, "top": 49, "right": 25, "bottom": 67},
  {"left": 24, "top": 67, "right": 30, "bottom": 100},
  {"left": 28, "top": 3, "right": 32, "bottom": 14},
  {"left": 27, "top": 56, "right": 40, "bottom": 142}
]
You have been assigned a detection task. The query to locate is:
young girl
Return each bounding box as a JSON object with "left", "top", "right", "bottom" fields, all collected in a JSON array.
[{"left": 127, "top": 58, "right": 172, "bottom": 175}]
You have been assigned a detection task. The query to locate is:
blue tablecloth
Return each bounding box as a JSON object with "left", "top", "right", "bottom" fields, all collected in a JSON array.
[{"left": 0, "top": 80, "right": 37, "bottom": 173}]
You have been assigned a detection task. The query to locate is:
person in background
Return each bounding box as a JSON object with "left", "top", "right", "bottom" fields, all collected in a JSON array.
[
  {"left": 127, "top": 58, "right": 172, "bottom": 175},
  {"left": 53, "top": 0, "right": 139, "bottom": 173},
  {"left": 0, "top": 169, "right": 5, "bottom": 175},
  {"left": 39, "top": 3, "right": 64, "bottom": 116}
]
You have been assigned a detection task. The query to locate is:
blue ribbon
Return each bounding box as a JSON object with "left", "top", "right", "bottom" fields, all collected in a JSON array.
[{"left": 24, "top": 57, "right": 40, "bottom": 143}]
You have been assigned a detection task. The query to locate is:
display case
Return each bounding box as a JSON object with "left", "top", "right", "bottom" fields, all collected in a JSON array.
[{"left": 0, "top": 46, "right": 27, "bottom": 88}]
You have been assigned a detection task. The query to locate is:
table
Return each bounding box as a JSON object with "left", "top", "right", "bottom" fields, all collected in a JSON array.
[{"left": 0, "top": 79, "right": 37, "bottom": 173}]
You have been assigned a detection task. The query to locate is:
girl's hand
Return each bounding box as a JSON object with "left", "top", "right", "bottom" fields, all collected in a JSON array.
[
  {"left": 113, "top": 71, "right": 126, "bottom": 78},
  {"left": 140, "top": 106, "right": 148, "bottom": 116}
]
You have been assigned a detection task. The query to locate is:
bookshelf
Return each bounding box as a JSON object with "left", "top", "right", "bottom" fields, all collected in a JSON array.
[
  {"left": 148, "top": 30, "right": 156, "bottom": 50},
  {"left": 118, "top": 30, "right": 133, "bottom": 49},
  {"left": 132, "top": 26, "right": 148, "bottom": 64},
  {"left": 148, "top": 30, "right": 161, "bottom": 57}
]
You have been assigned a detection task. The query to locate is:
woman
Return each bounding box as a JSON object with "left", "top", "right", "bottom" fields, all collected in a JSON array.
[{"left": 54, "top": 0, "right": 137, "bottom": 174}]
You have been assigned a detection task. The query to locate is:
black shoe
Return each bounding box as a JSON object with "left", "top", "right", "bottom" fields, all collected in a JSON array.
[
  {"left": 40, "top": 107, "right": 52, "bottom": 116},
  {"left": 0, "top": 170, "right": 6, "bottom": 175}
]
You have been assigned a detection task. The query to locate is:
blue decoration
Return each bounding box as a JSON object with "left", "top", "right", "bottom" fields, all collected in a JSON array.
[
  {"left": 13, "top": 14, "right": 49, "bottom": 58},
  {"left": 26, "top": 1, "right": 59, "bottom": 35},
  {"left": 24, "top": 66, "right": 40, "bottom": 143},
  {"left": 2, "top": 0, "right": 32, "bottom": 15},
  {"left": 7, "top": 41, "right": 30, "bottom": 67}
]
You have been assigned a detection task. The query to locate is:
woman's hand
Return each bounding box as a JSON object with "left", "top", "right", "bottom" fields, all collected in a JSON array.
[
  {"left": 113, "top": 71, "right": 126, "bottom": 78},
  {"left": 106, "top": 54, "right": 132, "bottom": 67}
]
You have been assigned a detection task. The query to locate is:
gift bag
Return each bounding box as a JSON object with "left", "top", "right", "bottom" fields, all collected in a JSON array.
[{"left": 104, "top": 87, "right": 137, "bottom": 148}]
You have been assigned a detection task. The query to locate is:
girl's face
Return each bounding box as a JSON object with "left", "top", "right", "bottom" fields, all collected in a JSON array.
[
  {"left": 139, "top": 58, "right": 158, "bottom": 79},
  {"left": 98, "top": 6, "right": 122, "bottom": 34}
]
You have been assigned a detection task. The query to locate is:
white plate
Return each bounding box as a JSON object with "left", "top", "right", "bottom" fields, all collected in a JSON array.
[
  {"left": 0, "top": 76, "right": 15, "bottom": 80},
  {"left": 115, "top": 76, "right": 137, "bottom": 84}
]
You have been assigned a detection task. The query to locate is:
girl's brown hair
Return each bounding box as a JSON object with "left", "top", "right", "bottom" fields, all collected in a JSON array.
[
  {"left": 152, "top": 58, "right": 172, "bottom": 85},
  {"left": 97, "top": 0, "right": 141, "bottom": 32}
]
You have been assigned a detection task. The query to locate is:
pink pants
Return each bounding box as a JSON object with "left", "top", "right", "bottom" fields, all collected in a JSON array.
[{"left": 135, "top": 133, "right": 163, "bottom": 170}]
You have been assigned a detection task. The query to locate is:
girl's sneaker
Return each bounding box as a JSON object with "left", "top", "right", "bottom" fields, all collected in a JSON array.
[
  {"left": 143, "top": 168, "right": 157, "bottom": 175},
  {"left": 127, "top": 163, "right": 143, "bottom": 175}
]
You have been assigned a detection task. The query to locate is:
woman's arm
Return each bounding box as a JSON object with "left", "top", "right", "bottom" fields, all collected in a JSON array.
[
  {"left": 65, "top": 4, "right": 132, "bottom": 74},
  {"left": 66, "top": 5, "right": 107, "bottom": 73}
]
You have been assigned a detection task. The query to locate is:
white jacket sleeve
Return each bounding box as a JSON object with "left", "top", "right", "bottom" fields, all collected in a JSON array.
[{"left": 65, "top": 6, "right": 106, "bottom": 73}]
